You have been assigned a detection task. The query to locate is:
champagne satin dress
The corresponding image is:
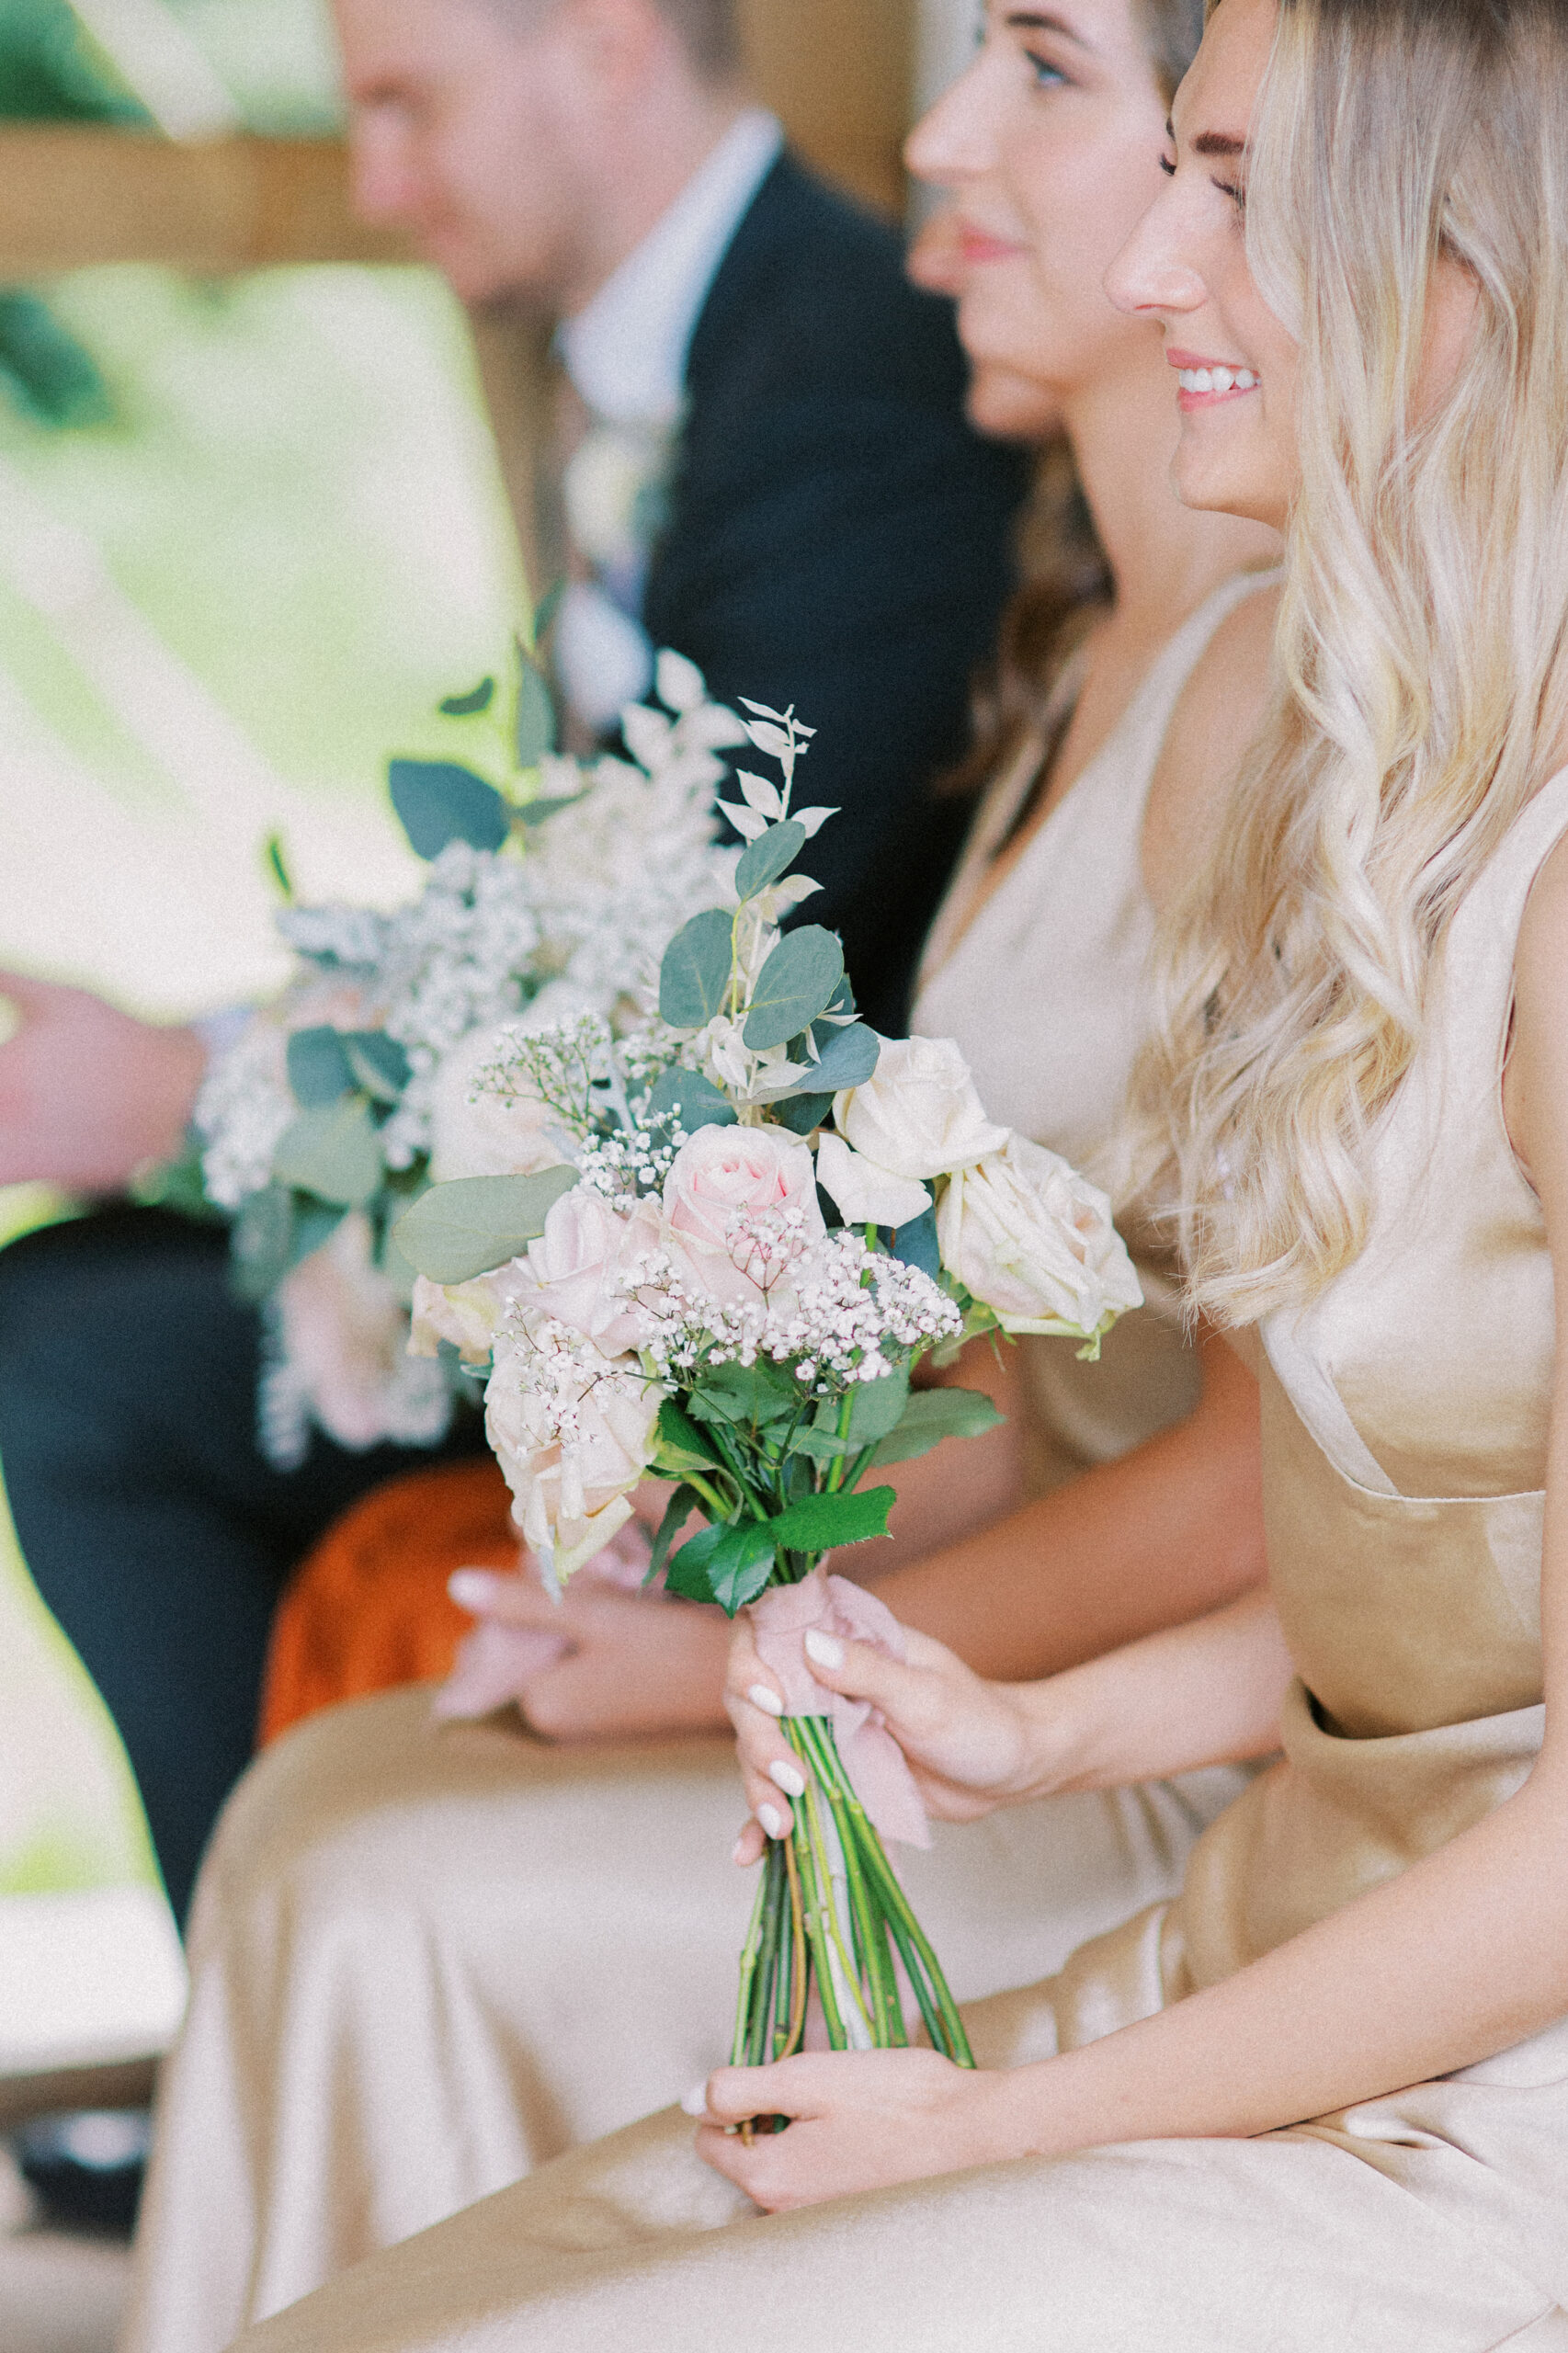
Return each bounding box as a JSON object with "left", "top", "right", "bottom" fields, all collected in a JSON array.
[
  {"left": 229, "top": 770, "right": 1568, "bottom": 2353},
  {"left": 124, "top": 576, "right": 1270, "bottom": 2353}
]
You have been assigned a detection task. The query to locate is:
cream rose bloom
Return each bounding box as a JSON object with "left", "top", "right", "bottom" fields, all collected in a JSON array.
[
  {"left": 663, "top": 1124, "right": 824, "bottom": 1305},
  {"left": 515, "top": 1188, "right": 663, "bottom": 1358},
  {"left": 408, "top": 1263, "right": 534, "bottom": 1365},
  {"left": 278, "top": 1212, "right": 451, "bottom": 1449},
  {"left": 484, "top": 1335, "right": 661, "bottom": 1586},
  {"left": 835, "top": 1036, "right": 1008, "bottom": 1182},
  {"left": 428, "top": 1019, "right": 572, "bottom": 1183},
  {"left": 936, "top": 1135, "right": 1143, "bottom": 1337}
]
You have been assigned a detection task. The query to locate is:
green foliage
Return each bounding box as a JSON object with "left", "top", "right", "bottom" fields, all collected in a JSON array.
[
  {"left": 515, "top": 653, "right": 558, "bottom": 765},
  {"left": 438, "top": 676, "right": 495, "bottom": 717},
  {"left": 659, "top": 908, "right": 734, "bottom": 1028},
  {"left": 230, "top": 1184, "right": 295, "bottom": 1302},
  {"left": 651, "top": 1397, "right": 723, "bottom": 1475},
  {"left": 0, "top": 0, "right": 147, "bottom": 124},
  {"left": 665, "top": 1518, "right": 778, "bottom": 1614},
  {"left": 516, "top": 791, "right": 585, "bottom": 829},
  {"left": 869, "top": 1386, "right": 1005, "bottom": 1468},
  {"left": 645, "top": 1064, "right": 736, "bottom": 1136},
  {"left": 884, "top": 1205, "right": 941, "bottom": 1279},
  {"left": 343, "top": 1030, "right": 412, "bottom": 1103},
  {"left": 0, "top": 291, "right": 111, "bottom": 427},
  {"left": 273, "top": 1098, "right": 384, "bottom": 1209},
  {"left": 647, "top": 1483, "right": 700, "bottom": 1584},
  {"left": 840, "top": 1369, "right": 912, "bottom": 1448},
  {"left": 263, "top": 834, "right": 295, "bottom": 902},
  {"left": 790, "top": 1021, "right": 878, "bottom": 1096},
  {"left": 287, "top": 1025, "right": 355, "bottom": 1108},
  {"left": 743, "top": 928, "right": 845, "bottom": 1051},
  {"left": 688, "top": 1356, "right": 802, "bottom": 1432},
  {"left": 771, "top": 1090, "right": 835, "bottom": 1135},
  {"left": 392, "top": 1165, "right": 578, "bottom": 1283},
  {"left": 290, "top": 1198, "right": 347, "bottom": 1266},
  {"left": 389, "top": 760, "right": 510, "bottom": 859},
  {"left": 735, "top": 818, "right": 806, "bottom": 902},
  {"left": 131, "top": 1131, "right": 224, "bottom": 1223},
  {"left": 766, "top": 1484, "right": 896, "bottom": 1554}
]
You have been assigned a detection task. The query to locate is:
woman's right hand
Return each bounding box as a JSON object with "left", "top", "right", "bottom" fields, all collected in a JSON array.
[{"left": 724, "top": 1609, "right": 1051, "bottom": 1862}]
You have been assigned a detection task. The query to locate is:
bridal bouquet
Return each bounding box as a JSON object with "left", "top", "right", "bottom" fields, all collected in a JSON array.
[
  {"left": 396, "top": 700, "right": 1142, "bottom": 2078},
  {"left": 191, "top": 637, "right": 744, "bottom": 1466}
]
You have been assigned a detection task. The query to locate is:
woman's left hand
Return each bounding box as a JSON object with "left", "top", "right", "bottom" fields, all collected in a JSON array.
[{"left": 687, "top": 2049, "right": 1014, "bottom": 2211}]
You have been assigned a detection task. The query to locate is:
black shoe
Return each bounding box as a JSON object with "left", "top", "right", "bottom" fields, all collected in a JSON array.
[{"left": 10, "top": 2109, "right": 150, "bottom": 2238}]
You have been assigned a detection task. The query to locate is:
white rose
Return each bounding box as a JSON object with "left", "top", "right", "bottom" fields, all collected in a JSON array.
[
  {"left": 937, "top": 1135, "right": 1143, "bottom": 1336},
  {"left": 485, "top": 1336, "right": 660, "bottom": 1586},
  {"left": 835, "top": 1036, "right": 1008, "bottom": 1181},
  {"left": 517, "top": 1188, "right": 663, "bottom": 1358},
  {"left": 814, "top": 1132, "right": 931, "bottom": 1230},
  {"left": 429, "top": 1020, "right": 574, "bottom": 1184},
  {"left": 663, "top": 1123, "right": 824, "bottom": 1306},
  {"left": 408, "top": 1264, "right": 532, "bottom": 1365}
]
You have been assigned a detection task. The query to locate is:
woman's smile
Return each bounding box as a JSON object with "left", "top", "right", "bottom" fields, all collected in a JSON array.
[{"left": 1166, "top": 347, "right": 1260, "bottom": 407}]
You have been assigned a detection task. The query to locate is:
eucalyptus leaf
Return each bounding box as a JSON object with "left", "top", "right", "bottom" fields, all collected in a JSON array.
[
  {"left": 516, "top": 791, "right": 585, "bottom": 828},
  {"left": 391, "top": 1166, "right": 579, "bottom": 1283},
  {"left": 646, "top": 1065, "right": 737, "bottom": 1134},
  {"left": 885, "top": 1206, "right": 942, "bottom": 1280},
  {"left": 735, "top": 819, "right": 805, "bottom": 902},
  {"left": 287, "top": 1026, "right": 354, "bottom": 1108},
  {"left": 273, "top": 1098, "right": 385, "bottom": 1209},
  {"left": 665, "top": 1518, "right": 778, "bottom": 1614},
  {"left": 290, "top": 1199, "right": 347, "bottom": 1267},
  {"left": 743, "top": 928, "right": 845, "bottom": 1051},
  {"left": 660, "top": 907, "right": 735, "bottom": 1029},
  {"left": 516, "top": 657, "right": 559, "bottom": 766},
  {"left": 342, "top": 1031, "right": 413, "bottom": 1104},
  {"left": 771, "top": 1091, "right": 835, "bottom": 1136},
  {"left": 766, "top": 1485, "right": 896, "bottom": 1554},
  {"left": 230, "top": 1184, "right": 294, "bottom": 1303},
  {"left": 438, "top": 676, "right": 495, "bottom": 717},
  {"left": 390, "top": 760, "right": 510, "bottom": 858},
  {"left": 793, "top": 1022, "right": 880, "bottom": 1096},
  {"left": 869, "top": 1387, "right": 1006, "bottom": 1469}
]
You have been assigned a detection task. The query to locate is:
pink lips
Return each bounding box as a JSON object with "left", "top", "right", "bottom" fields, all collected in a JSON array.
[
  {"left": 1166, "top": 347, "right": 1259, "bottom": 412},
  {"left": 958, "top": 225, "right": 1029, "bottom": 266}
]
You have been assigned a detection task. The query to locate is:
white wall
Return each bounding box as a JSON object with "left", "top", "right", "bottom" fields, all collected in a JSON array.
[{"left": 916, "top": 0, "right": 978, "bottom": 112}]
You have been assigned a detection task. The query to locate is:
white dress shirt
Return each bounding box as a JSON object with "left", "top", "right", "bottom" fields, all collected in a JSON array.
[{"left": 552, "top": 108, "right": 784, "bottom": 730}]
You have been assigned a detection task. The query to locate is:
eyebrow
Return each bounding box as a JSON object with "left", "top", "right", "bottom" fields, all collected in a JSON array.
[
  {"left": 1165, "top": 115, "right": 1248, "bottom": 157},
  {"left": 1005, "top": 10, "right": 1095, "bottom": 51}
]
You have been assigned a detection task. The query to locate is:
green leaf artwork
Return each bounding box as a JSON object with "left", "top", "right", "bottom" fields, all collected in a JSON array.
[
  {"left": 392, "top": 1166, "right": 579, "bottom": 1283},
  {"left": 743, "top": 927, "right": 845, "bottom": 1051},
  {"left": 735, "top": 819, "right": 806, "bottom": 902},
  {"left": 272, "top": 1098, "right": 385, "bottom": 1209},
  {"left": 659, "top": 908, "right": 735, "bottom": 1029},
  {"left": 389, "top": 760, "right": 511, "bottom": 859},
  {"left": 869, "top": 1387, "right": 1006, "bottom": 1469}
]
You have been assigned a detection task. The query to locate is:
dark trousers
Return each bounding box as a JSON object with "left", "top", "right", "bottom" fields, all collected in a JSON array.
[{"left": 0, "top": 1208, "right": 484, "bottom": 1924}]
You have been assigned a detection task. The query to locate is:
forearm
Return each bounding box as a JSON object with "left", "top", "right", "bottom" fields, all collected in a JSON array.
[
  {"left": 983, "top": 1768, "right": 1568, "bottom": 2159},
  {"left": 880, "top": 1332, "right": 1266, "bottom": 1680}
]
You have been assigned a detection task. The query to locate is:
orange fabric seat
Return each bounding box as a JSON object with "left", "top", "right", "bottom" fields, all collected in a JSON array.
[{"left": 259, "top": 1459, "right": 518, "bottom": 1747}]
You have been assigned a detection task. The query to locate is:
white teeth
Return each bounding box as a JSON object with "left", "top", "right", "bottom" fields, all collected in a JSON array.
[{"left": 1176, "top": 365, "right": 1259, "bottom": 393}]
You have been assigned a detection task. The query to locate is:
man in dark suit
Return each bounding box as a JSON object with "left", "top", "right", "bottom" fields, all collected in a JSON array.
[{"left": 0, "top": 0, "right": 1027, "bottom": 1924}]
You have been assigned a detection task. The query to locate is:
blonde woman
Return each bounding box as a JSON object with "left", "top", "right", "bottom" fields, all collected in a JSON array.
[
  {"left": 228, "top": 0, "right": 1568, "bottom": 2346},
  {"left": 128, "top": 7, "right": 1283, "bottom": 2346}
]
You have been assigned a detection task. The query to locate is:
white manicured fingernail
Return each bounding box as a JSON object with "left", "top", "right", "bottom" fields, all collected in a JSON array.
[
  {"left": 757, "top": 1803, "right": 786, "bottom": 1839},
  {"left": 449, "top": 1570, "right": 494, "bottom": 1608},
  {"left": 680, "top": 2082, "right": 710, "bottom": 2118},
  {"left": 768, "top": 1758, "right": 807, "bottom": 1799},
  {"left": 748, "top": 1683, "right": 784, "bottom": 1717},
  {"left": 804, "top": 1629, "right": 844, "bottom": 1671},
  {"left": 731, "top": 1832, "right": 753, "bottom": 1865}
]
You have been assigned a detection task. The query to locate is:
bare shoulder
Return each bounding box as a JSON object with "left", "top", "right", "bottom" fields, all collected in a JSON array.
[{"left": 1142, "top": 577, "right": 1281, "bottom": 912}]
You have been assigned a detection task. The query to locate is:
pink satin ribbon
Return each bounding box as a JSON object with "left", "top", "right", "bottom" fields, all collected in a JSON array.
[
  {"left": 749, "top": 1569, "right": 930, "bottom": 1849},
  {"left": 435, "top": 1518, "right": 654, "bottom": 1722}
]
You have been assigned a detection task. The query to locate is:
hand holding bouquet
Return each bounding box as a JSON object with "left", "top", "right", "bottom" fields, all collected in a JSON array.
[{"left": 397, "top": 699, "right": 1142, "bottom": 2080}]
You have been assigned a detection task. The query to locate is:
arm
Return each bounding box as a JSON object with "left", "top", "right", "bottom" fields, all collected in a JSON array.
[
  {"left": 461, "top": 1324, "right": 1259, "bottom": 1740},
  {"left": 699, "top": 834, "right": 1568, "bottom": 2211},
  {"left": 0, "top": 971, "right": 204, "bottom": 1189}
]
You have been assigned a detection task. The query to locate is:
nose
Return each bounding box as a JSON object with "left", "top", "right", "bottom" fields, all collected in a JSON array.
[
  {"left": 905, "top": 51, "right": 996, "bottom": 189},
  {"left": 1104, "top": 186, "right": 1206, "bottom": 319}
]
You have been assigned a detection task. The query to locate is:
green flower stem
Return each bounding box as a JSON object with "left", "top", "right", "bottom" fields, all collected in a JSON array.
[
  {"left": 840, "top": 1807, "right": 975, "bottom": 2068},
  {"left": 798, "top": 1764, "right": 873, "bottom": 2046},
  {"left": 730, "top": 1854, "right": 772, "bottom": 2068},
  {"left": 793, "top": 1719, "right": 904, "bottom": 2046},
  {"left": 784, "top": 1780, "right": 848, "bottom": 2048}
]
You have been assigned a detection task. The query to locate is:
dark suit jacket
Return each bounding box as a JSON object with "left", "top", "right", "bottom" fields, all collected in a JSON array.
[{"left": 642, "top": 153, "right": 1030, "bottom": 1035}]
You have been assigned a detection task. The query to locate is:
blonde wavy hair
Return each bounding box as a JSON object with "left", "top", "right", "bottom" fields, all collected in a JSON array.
[{"left": 1129, "top": 0, "right": 1568, "bottom": 1324}]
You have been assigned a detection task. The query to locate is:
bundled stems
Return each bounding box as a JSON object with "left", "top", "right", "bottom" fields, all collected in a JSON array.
[{"left": 729, "top": 1714, "right": 974, "bottom": 2104}]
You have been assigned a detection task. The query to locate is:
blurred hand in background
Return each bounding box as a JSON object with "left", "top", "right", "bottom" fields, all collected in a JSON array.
[{"left": 0, "top": 972, "right": 203, "bottom": 1191}]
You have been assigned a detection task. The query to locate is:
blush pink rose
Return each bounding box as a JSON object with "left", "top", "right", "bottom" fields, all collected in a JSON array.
[
  {"left": 662, "top": 1124, "right": 824, "bottom": 1305},
  {"left": 517, "top": 1188, "right": 663, "bottom": 1358}
]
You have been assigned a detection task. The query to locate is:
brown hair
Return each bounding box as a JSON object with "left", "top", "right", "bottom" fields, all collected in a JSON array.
[{"left": 949, "top": 0, "right": 1210, "bottom": 798}]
